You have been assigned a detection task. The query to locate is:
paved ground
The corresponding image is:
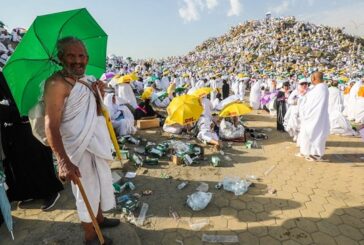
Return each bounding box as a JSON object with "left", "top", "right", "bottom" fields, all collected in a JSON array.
[{"left": 1, "top": 111, "right": 364, "bottom": 245}]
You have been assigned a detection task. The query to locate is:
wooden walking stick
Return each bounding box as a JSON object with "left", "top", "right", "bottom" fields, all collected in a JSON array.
[{"left": 75, "top": 177, "right": 105, "bottom": 245}]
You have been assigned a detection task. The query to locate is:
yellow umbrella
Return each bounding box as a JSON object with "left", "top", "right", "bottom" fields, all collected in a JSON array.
[
  {"left": 219, "top": 103, "right": 252, "bottom": 118},
  {"left": 141, "top": 87, "right": 154, "bottom": 100},
  {"left": 167, "top": 94, "right": 203, "bottom": 125},
  {"left": 339, "top": 76, "right": 349, "bottom": 83},
  {"left": 191, "top": 87, "right": 212, "bottom": 98}
]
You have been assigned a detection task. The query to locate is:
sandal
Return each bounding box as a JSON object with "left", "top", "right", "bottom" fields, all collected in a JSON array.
[{"left": 305, "top": 156, "right": 315, "bottom": 162}]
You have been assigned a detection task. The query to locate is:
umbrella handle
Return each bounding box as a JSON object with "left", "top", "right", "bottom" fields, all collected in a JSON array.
[{"left": 75, "top": 177, "right": 105, "bottom": 245}]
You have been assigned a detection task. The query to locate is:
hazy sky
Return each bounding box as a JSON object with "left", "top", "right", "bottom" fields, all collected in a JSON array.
[{"left": 1, "top": 0, "right": 364, "bottom": 59}]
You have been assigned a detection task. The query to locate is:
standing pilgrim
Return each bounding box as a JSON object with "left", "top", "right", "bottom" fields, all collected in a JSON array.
[
  {"left": 44, "top": 37, "right": 119, "bottom": 244},
  {"left": 297, "top": 72, "right": 329, "bottom": 161},
  {"left": 249, "top": 79, "right": 262, "bottom": 110},
  {"left": 328, "top": 80, "right": 356, "bottom": 135}
]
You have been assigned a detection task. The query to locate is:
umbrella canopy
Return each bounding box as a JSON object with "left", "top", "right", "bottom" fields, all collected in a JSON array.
[
  {"left": 219, "top": 102, "right": 252, "bottom": 118},
  {"left": 3, "top": 8, "right": 107, "bottom": 115},
  {"left": 190, "top": 87, "right": 212, "bottom": 98},
  {"left": 141, "top": 87, "right": 153, "bottom": 100},
  {"left": 167, "top": 94, "right": 202, "bottom": 125}
]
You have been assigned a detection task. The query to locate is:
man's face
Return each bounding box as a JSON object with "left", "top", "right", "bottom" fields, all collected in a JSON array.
[{"left": 60, "top": 42, "right": 88, "bottom": 77}]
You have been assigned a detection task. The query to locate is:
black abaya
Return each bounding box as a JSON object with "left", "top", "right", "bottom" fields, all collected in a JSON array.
[
  {"left": 276, "top": 91, "right": 288, "bottom": 132},
  {"left": 0, "top": 72, "right": 63, "bottom": 201}
]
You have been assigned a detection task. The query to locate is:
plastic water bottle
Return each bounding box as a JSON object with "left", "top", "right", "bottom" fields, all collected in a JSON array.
[{"left": 136, "top": 203, "right": 149, "bottom": 226}]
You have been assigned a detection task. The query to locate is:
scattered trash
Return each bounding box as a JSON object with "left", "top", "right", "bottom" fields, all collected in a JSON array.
[
  {"left": 245, "top": 175, "right": 258, "bottom": 181},
  {"left": 189, "top": 218, "right": 210, "bottom": 231},
  {"left": 177, "top": 181, "right": 189, "bottom": 190},
  {"left": 119, "top": 181, "right": 136, "bottom": 192},
  {"left": 126, "top": 135, "right": 141, "bottom": 145},
  {"left": 224, "top": 155, "right": 232, "bottom": 161},
  {"left": 131, "top": 153, "right": 144, "bottom": 167},
  {"left": 219, "top": 150, "right": 225, "bottom": 155},
  {"left": 215, "top": 183, "right": 223, "bottom": 189},
  {"left": 169, "top": 206, "right": 180, "bottom": 220},
  {"left": 222, "top": 177, "right": 251, "bottom": 196},
  {"left": 196, "top": 182, "right": 209, "bottom": 192},
  {"left": 142, "top": 189, "right": 153, "bottom": 196},
  {"left": 264, "top": 128, "right": 272, "bottom": 132},
  {"left": 134, "top": 146, "right": 145, "bottom": 154},
  {"left": 136, "top": 203, "right": 149, "bottom": 226},
  {"left": 143, "top": 156, "right": 159, "bottom": 165},
  {"left": 187, "top": 191, "right": 213, "bottom": 211},
  {"left": 120, "top": 150, "right": 130, "bottom": 159},
  {"left": 113, "top": 183, "right": 121, "bottom": 193},
  {"left": 111, "top": 171, "right": 122, "bottom": 184},
  {"left": 201, "top": 234, "right": 239, "bottom": 243},
  {"left": 175, "top": 239, "right": 184, "bottom": 245},
  {"left": 125, "top": 172, "right": 137, "bottom": 178},
  {"left": 161, "top": 172, "right": 171, "bottom": 179},
  {"left": 264, "top": 165, "right": 276, "bottom": 176},
  {"left": 211, "top": 156, "right": 221, "bottom": 167},
  {"left": 116, "top": 194, "right": 140, "bottom": 214}
]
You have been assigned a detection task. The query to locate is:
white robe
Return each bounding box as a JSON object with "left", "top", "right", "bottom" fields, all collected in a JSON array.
[
  {"left": 299, "top": 83, "right": 330, "bottom": 157},
  {"left": 201, "top": 97, "right": 213, "bottom": 118},
  {"left": 238, "top": 81, "right": 246, "bottom": 101},
  {"left": 328, "top": 87, "right": 355, "bottom": 135},
  {"left": 249, "top": 81, "right": 262, "bottom": 110},
  {"left": 197, "top": 116, "right": 218, "bottom": 143},
  {"left": 117, "top": 83, "right": 138, "bottom": 109},
  {"left": 354, "top": 96, "right": 364, "bottom": 124},
  {"left": 347, "top": 81, "right": 362, "bottom": 120},
  {"left": 219, "top": 119, "right": 245, "bottom": 139},
  {"left": 61, "top": 77, "right": 115, "bottom": 223},
  {"left": 104, "top": 94, "right": 136, "bottom": 136},
  {"left": 284, "top": 90, "right": 301, "bottom": 140}
]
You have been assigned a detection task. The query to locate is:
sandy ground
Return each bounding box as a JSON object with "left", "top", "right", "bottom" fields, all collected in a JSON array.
[{"left": 1, "top": 110, "right": 364, "bottom": 245}]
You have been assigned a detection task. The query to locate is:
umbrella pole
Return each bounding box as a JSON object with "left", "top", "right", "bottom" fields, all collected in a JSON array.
[{"left": 75, "top": 177, "right": 105, "bottom": 245}]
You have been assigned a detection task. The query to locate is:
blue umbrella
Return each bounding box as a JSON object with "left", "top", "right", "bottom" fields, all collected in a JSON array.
[{"left": 0, "top": 166, "right": 14, "bottom": 240}]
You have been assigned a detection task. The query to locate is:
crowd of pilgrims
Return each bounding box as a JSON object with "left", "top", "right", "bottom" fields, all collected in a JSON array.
[
  {"left": 102, "top": 57, "right": 362, "bottom": 147},
  {"left": 0, "top": 15, "right": 363, "bottom": 221}
]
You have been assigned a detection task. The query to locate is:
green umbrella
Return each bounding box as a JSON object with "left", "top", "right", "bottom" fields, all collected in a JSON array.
[{"left": 3, "top": 8, "right": 107, "bottom": 115}]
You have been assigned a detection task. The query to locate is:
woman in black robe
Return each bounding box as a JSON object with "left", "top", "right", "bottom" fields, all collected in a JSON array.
[
  {"left": 0, "top": 72, "right": 63, "bottom": 210},
  {"left": 275, "top": 81, "right": 291, "bottom": 132}
]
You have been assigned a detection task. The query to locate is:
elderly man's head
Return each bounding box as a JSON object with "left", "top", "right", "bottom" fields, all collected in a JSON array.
[
  {"left": 311, "top": 71, "right": 323, "bottom": 85},
  {"left": 57, "top": 37, "right": 88, "bottom": 77}
]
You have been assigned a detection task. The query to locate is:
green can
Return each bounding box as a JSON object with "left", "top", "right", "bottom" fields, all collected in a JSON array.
[
  {"left": 144, "top": 157, "right": 159, "bottom": 165},
  {"left": 120, "top": 150, "right": 130, "bottom": 159}
]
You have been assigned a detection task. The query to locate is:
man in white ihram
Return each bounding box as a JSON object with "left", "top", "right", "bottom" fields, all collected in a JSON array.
[
  {"left": 44, "top": 37, "right": 119, "bottom": 245},
  {"left": 297, "top": 72, "right": 329, "bottom": 162}
]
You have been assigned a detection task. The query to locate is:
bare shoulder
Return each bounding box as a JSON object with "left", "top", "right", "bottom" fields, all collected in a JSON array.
[{"left": 44, "top": 72, "right": 72, "bottom": 96}]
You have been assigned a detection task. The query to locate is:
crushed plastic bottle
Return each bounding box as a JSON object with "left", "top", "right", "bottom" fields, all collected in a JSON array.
[
  {"left": 222, "top": 177, "right": 251, "bottom": 196},
  {"left": 136, "top": 203, "right": 149, "bottom": 226},
  {"left": 177, "top": 181, "right": 189, "bottom": 190},
  {"left": 201, "top": 234, "right": 239, "bottom": 243},
  {"left": 186, "top": 191, "right": 213, "bottom": 211},
  {"left": 196, "top": 182, "right": 209, "bottom": 192}
]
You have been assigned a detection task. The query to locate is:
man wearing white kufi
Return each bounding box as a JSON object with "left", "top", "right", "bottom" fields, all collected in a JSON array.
[
  {"left": 44, "top": 37, "right": 118, "bottom": 244},
  {"left": 298, "top": 72, "right": 329, "bottom": 161},
  {"left": 116, "top": 79, "right": 138, "bottom": 109}
]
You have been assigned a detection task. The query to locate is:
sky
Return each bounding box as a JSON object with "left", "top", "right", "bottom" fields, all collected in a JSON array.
[{"left": 1, "top": 0, "right": 364, "bottom": 59}]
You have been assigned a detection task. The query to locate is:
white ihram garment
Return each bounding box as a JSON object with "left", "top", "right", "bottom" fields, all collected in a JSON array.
[
  {"left": 61, "top": 77, "right": 115, "bottom": 223},
  {"left": 328, "top": 87, "right": 355, "bottom": 135},
  {"left": 249, "top": 81, "right": 262, "bottom": 110},
  {"left": 299, "top": 83, "right": 330, "bottom": 157}
]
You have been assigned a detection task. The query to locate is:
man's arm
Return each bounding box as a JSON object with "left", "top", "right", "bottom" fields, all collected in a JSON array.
[{"left": 44, "top": 77, "right": 81, "bottom": 183}]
